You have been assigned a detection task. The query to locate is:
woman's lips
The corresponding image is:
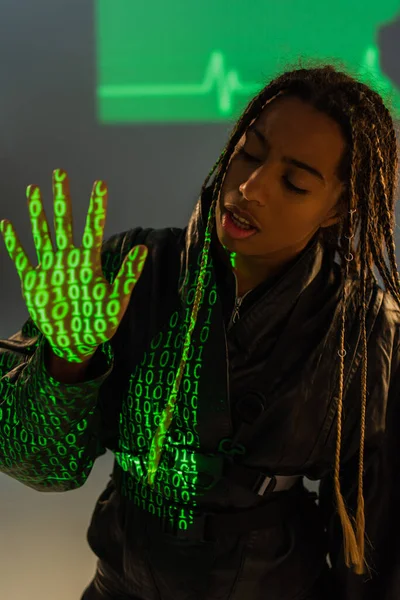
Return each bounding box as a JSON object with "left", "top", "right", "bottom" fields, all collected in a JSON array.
[
  {"left": 221, "top": 209, "right": 259, "bottom": 240},
  {"left": 224, "top": 205, "right": 260, "bottom": 230}
]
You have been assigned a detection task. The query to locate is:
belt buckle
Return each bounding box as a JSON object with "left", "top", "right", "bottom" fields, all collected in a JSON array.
[
  {"left": 161, "top": 511, "right": 211, "bottom": 543},
  {"left": 254, "top": 473, "right": 277, "bottom": 496}
]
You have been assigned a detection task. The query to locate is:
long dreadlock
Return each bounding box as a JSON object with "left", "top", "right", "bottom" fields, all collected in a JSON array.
[
  {"left": 149, "top": 64, "right": 400, "bottom": 575},
  {"left": 200, "top": 65, "right": 400, "bottom": 574}
]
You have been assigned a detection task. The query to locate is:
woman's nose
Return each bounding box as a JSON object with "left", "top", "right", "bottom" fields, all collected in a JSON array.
[{"left": 239, "top": 171, "right": 267, "bottom": 207}]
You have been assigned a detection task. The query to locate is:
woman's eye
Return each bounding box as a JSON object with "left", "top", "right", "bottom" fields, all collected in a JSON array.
[
  {"left": 237, "top": 147, "right": 259, "bottom": 162},
  {"left": 237, "top": 148, "right": 308, "bottom": 195},
  {"left": 282, "top": 175, "right": 308, "bottom": 195}
]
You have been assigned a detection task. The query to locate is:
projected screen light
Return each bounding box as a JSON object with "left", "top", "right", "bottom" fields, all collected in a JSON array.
[{"left": 96, "top": 0, "right": 400, "bottom": 123}]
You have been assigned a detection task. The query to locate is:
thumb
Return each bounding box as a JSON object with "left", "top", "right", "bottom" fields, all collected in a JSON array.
[{"left": 113, "top": 244, "right": 148, "bottom": 300}]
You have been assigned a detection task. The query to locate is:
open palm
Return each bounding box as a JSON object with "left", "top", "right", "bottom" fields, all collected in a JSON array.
[{"left": 0, "top": 169, "right": 148, "bottom": 362}]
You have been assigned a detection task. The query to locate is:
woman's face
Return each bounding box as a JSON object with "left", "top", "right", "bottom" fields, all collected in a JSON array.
[{"left": 215, "top": 95, "right": 347, "bottom": 269}]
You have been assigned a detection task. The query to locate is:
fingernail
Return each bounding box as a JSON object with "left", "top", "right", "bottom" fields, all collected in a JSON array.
[
  {"left": 26, "top": 184, "right": 37, "bottom": 198},
  {"left": 94, "top": 181, "right": 107, "bottom": 197},
  {"left": 54, "top": 169, "right": 67, "bottom": 183}
]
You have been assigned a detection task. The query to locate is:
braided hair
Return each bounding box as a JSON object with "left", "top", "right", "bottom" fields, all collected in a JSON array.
[
  {"left": 150, "top": 64, "right": 399, "bottom": 575},
  {"left": 197, "top": 65, "right": 400, "bottom": 574}
]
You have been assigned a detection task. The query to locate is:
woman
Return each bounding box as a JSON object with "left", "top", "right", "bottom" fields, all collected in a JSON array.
[{"left": 0, "top": 64, "right": 399, "bottom": 600}]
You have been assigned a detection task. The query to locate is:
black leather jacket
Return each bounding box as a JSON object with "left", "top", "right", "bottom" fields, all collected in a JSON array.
[{"left": 1, "top": 186, "right": 400, "bottom": 600}]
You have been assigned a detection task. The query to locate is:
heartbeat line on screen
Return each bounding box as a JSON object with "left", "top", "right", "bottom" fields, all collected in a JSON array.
[
  {"left": 98, "top": 46, "right": 399, "bottom": 119},
  {"left": 98, "top": 51, "right": 263, "bottom": 116}
]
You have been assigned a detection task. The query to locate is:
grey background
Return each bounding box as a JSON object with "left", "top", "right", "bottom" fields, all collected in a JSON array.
[{"left": 0, "top": 2, "right": 399, "bottom": 599}]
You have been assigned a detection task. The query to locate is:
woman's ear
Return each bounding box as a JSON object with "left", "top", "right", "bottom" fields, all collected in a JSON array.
[
  {"left": 320, "top": 191, "right": 346, "bottom": 229},
  {"left": 320, "top": 212, "right": 341, "bottom": 229}
]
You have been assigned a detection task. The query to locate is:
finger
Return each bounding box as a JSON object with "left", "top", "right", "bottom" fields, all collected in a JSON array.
[
  {"left": 113, "top": 245, "right": 148, "bottom": 301},
  {"left": 0, "top": 219, "right": 33, "bottom": 278},
  {"left": 52, "top": 169, "right": 74, "bottom": 250},
  {"left": 27, "top": 185, "right": 54, "bottom": 265},
  {"left": 82, "top": 180, "right": 108, "bottom": 263}
]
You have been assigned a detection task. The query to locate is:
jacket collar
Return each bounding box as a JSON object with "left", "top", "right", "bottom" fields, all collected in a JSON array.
[{"left": 224, "top": 235, "right": 331, "bottom": 355}]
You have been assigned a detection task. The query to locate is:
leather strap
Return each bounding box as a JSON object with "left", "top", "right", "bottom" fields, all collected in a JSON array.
[
  {"left": 143, "top": 488, "right": 318, "bottom": 542},
  {"left": 224, "top": 460, "right": 300, "bottom": 495}
]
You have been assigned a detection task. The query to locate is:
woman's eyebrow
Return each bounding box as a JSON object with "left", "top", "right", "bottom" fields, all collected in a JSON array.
[{"left": 247, "top": 125, "right": 326, "bottom": 185}]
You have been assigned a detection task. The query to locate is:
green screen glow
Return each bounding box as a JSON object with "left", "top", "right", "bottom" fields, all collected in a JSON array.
[{"left": 96, "top": 0, "right": 400, "bottom": 123}]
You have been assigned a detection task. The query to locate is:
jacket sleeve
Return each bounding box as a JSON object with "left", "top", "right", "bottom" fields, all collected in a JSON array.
[
  {"left": 319, "top": 363, "right": 400, "bottom": 599},
  {"left": 0, "top": 228, "right": 143, "bottom": 492}
]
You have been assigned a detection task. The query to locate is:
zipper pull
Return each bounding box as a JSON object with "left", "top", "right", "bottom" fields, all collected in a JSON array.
[{"left": 231, "top": 297, "right": 243, "bottom": 324}]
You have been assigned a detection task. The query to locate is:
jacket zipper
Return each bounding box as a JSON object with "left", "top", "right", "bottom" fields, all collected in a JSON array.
[
  {"left": 231, "top": 296, "right": 244, "bottom": 324},
  {"left": 228, "top": 274, "right": 253, "bottom": 329}
]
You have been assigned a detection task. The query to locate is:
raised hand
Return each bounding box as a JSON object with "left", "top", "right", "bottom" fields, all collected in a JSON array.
[{"left": 0, "top": 169, "right": 148, "bottom": 362}]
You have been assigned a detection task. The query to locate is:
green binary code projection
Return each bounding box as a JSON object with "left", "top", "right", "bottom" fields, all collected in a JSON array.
[{"left": 96, "top": 0, "right": 400, "bottom": 123}]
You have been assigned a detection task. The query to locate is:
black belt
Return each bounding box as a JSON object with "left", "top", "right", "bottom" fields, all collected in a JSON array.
[
  {"left": 113, "top": 448, "right": 300, "bottom": 499},
  {"left": 112, "top": 451, "right": 307, "bottom": 543},
  {"left": 143, "top": 488, "right": 317, "bottom": 543}
]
